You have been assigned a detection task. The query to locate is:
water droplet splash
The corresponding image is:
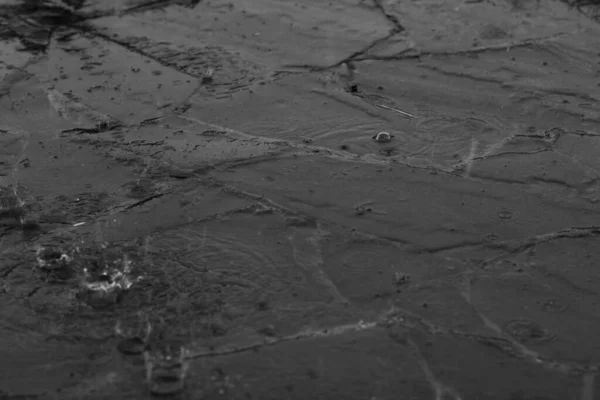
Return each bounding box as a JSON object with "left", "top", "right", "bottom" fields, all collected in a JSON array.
[
  {"left": 144, "top": 341, "right": 190, "bottom": 396},
  {"left": 75, "top": 248, "right": 143, "bottom": 309},
  {"left": 35, "top": 245, "right": 74, "bottom": 281},
  {"left": 35, "top": 246, "right": 71, "bottom": 270}
]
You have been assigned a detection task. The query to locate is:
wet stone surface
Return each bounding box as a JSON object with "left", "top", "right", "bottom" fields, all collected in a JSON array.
[{"left": 2, "top": 0, "right": 600, "bottom": 399}]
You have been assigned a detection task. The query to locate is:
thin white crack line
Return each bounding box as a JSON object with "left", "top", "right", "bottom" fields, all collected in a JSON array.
[
  {"left": 186, "top": 319, "right": 379, "bottom": 359},
  {"left": 406, "top": 338, "right": 463, "bottom": 400},
  {"left": 185, "top": 298, "right": 600, "bottom": 378},
  {"left": 357, "top": 31, "right": 573, "bottom": 61},
  {"left": 287, "top": 222, "right": 350, "bottom": 305}
]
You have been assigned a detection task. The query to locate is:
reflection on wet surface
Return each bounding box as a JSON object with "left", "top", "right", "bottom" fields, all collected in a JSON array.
[{"left": 2, "top": 0, "right": 600, "bottom": 398}]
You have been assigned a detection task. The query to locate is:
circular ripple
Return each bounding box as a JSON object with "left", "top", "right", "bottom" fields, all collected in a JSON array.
[
  {"left": 149, "top": 224, "right": 292, "bottom": 305},
  {"left": 504, "top": 319, "right": 556, "bottom": 343},
  {"left": 491, "top": 206, "right": 517, "bottom": 221},
  {"left": 391, "top": 114, "right": 511, "bottom": 169},
  {"left": 122, "top": 179, "right": 158, "bottom": 199},
  {"left": 483, "top": 233, "right": 500, "bottom": 242},
  {"left": 541, "top": 298, "right": 568, "bottom": 313}
]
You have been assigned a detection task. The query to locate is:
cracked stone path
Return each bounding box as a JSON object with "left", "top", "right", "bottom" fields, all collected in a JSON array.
[{"left": 2, "top": 0, "right": 600, "bottom": 399}]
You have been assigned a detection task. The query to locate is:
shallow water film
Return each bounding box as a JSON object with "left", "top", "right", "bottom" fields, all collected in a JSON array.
[{"left": 2, "top": 0, "right": 600, "bottom": 398}]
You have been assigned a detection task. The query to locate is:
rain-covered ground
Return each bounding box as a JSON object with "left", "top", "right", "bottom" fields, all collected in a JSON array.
[{"left": 2, "top": 0, "right": 600, "bottom": 398}]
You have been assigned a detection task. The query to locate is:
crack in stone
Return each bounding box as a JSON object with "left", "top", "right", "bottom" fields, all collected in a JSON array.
[
  {"left": 453, "top": 149, "right": 553, "bottom": 170},
  {"left": 186, "top": 319, "right": 380, "bottom": 359},
  {"left": 69, "top": 24, "right": 200, "bottom": 79},
  {"left": 287, "top": 222, "right": 350, "bottom": 305},
  {"left": 280, "top": 0, "right": 409, "bottom": 71},
  {"left": 355, "top": 32, "right": 571, "bottom": 62},
  {"left": 282, "top": 30, "right": 403, "bottom": 71},
  {"left": 283, "top": 33, "right": 569, "bottom": 71},
  {"left": 120, "top": 0, "right": 202, "bottom": 16},
  {"left": 371, "top": 0, "right": 407, "bottom": 33},
  {"left": 418, "top": 226, "right": 600, "bottom": 257},
  {"left": 405, "top": 337, "right": 463, "bottom": 400},
  {"left": 495, "top": 225, "right": 600, "bottom": 251},
  {"left": 0, "top": 261, "right": 26, "bottom": 278},
  {"left": 183, "top": 302, "right": 600, "bottom": 381}
]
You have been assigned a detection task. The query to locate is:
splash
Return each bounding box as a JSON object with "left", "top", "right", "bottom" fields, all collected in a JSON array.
[
  {"left": 35, "top": 245, "right": 71, "bottom": 269},
  {"left": 144, "top": 341, "right": 190, "bottom": 396},
  {"left": 80, "top": 254, "right": 142, "bottom": 292},
  {"left": 74, "top": 246, "right": 144, "bottom": 308}
]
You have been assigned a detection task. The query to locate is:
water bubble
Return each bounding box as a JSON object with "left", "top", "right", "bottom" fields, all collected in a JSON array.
[{"left": 372, "top": 131, "right": 394, "bottom": 142}]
